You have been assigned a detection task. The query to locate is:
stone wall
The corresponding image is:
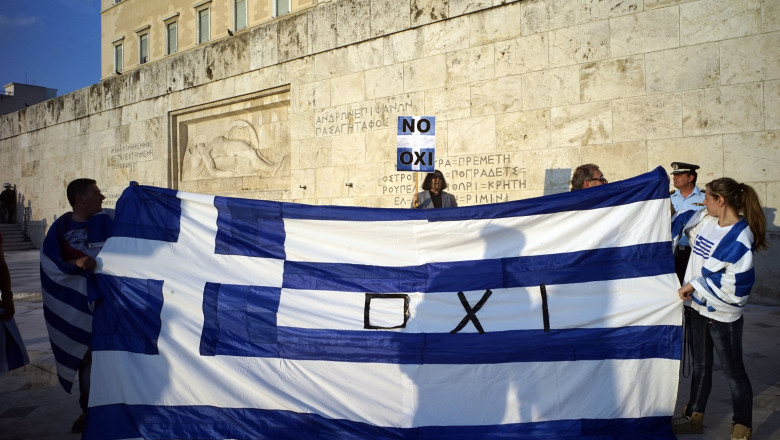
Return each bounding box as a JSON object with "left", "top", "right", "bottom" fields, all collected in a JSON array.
[{"left": 1, "top": 0, "right": 778, "bottom": 302}]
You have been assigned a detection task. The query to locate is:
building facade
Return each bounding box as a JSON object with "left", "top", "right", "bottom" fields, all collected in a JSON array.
[
  {"left": 0, "top": 83, "right": 58, "bottom": 116},
  {"left": 100, "top": 0, "right": 314, "bottom": 79},
  {"left": 2, "top": 0, "right": 779, "bottom": 302}
]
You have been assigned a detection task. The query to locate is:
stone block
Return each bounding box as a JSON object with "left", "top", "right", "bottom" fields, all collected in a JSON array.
[
  {"left": 468, "top": 3, "right": 522, "bottom": 46},
  {"left": 291, "top": 168, "right": 316, "bottom": 200},
  {"left": 295, "top": 79, "right": 331, "bottom": 113},
  {"left": 278, "top": 13, "right": 308, "bottom": 62},
  {"left": 371, "top": 0, "right": 410, "bottom": 38},
  {"left": 495, "top": 33, "right": 549, "bottom": 77},
  {"left": 581, "top": 0, "right": 641, "bottom": 22},
  {"left": 347, "top": 40, "right": 384, "bottom": 74},
  {"left": 331, "top": 72, "right": 366, "bottom": 106},
  {"left": 366, "top": 64, "right": 404, "bottom": 100},
  {"left": 423, "top": 16, "right": 469, "bottom": 58},
  {"left": 425, "top": 85, "right": 471, "bottom": 120},
  {"left": 331, "top": 131, "right": 367, "bottom": 166},
  {"left": 446, "top": 45, "right": 495, "bottom": 86},
  {"left": 613, "top": 93, "right": 683, "bottom": 142},
  {"left": 582, "top": 141, "right": 647, "bottom": 183},
  {"left": 646, "top": 43, "right": 720, "bottom": 94},
  {"left": 365, "top": 127, "right": 395, "bottom": 164},
  {"left": 70, "top": 88, "right": 90, "bottom": 120},
  {"left": 680, "top": 0, "right": 761, "bottom": 46},
  {"left": 552, "top": 101, "right": 612, "bottom": 147},
  {"left": 645, "top": 0, "right": 688, "bottom": 9},
  {"left": 647, "top": 135, "right": 724, "bottom": 183},
  {"left": 610, "top": 6, "right": 679, "bottom": 58},
  {"left": 383, "top": 29, "right": 423, "bottom": 65},
  {"left": 315, "top": 48, "right": 349, "bottom": 80},
  {"left": 0, "top": 113, "right": 19, "bottom": 139},
  {"left": 496, "top": 108, "right": 551, "bottom": 152},
  {"left": 249, "top": 22, "right": 279, "bottom": 71},
  {"left": 449, "top": 0, "right": 492, "bottom": 17},
  {"left": 683, "top": 83, "right": 763, "bottom": 136},
  {"left": 520, "top": 0, "right": 578, "bottom": 35},
  {"left": 404, "top": 54, "right": 447, "bottom": 93},
  {"left": 316, "top": 166, "right": 350, "bottom": 198},
  {"left": 517, "top": 147, "right": 581, "bottom": 192},
  {"left": 765, "top": 182, "right": 780, "bottom": 230},
  {"left": 766, "top": 0, "right": 780, "bottom": 32},
  {"left": 447, "top": 115, "right": 496, "bottom": 156},
  {"left": 309, "top": 1, "right": 337, "bottom": 54},
  {"left": 720, "top": 32, "right": 780, "bottom": 85},
  {"left": 767, "top": 80, "right": 780, "bottom": 130},
  {"left": 549, "top": 21, "right": 610, "bottom": 67},
  {"left": 724, "top": 131, "right": 780, "bottom": 182},
  {"left": 411, "top": 0, "right": 448, "bottom": 26},
  {"left": 337, "top": 0, "right": 371, "bottom": 47},
  {"left": 290, "top": 110, "right": 315, "bottom": 141},
  {"left": 580, "top": 55, "right": 645, "bottom": 103},
  {"left": 522, "top": 65, "right": 579, "bottom": 110},
  {"left": 471, "top": 75, "right": 523, "bottom": 117},
  {"left": 346, "top": 162, "right": 386, "bottom": 196}
]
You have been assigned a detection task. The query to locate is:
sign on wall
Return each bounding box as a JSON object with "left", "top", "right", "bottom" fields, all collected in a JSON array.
[{"left": 396, "top": 116, "right": 435, "bottom": 172}]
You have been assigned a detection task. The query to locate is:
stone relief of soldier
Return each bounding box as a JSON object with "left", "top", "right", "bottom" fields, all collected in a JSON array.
[{"left": 181, "top": 119, "right": 287, "bottom": 181}]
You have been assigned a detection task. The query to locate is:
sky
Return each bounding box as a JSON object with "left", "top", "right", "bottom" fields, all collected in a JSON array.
[{"left": 0, "top": 0, "right": 101, "bottom": 96}]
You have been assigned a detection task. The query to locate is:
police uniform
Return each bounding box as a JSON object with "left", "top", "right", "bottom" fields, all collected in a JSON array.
[{"left": 670, "top": 162, "right": 705, "bottom": 283}]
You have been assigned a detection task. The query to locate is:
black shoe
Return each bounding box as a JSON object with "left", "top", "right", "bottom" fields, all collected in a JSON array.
[{"left": 71, "top": 412, "right": 86, "bottom": 434}]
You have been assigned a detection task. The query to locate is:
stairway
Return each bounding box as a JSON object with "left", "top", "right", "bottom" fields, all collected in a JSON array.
[{"left": 0, "top": 223, "right": 35, "bottom": 251}]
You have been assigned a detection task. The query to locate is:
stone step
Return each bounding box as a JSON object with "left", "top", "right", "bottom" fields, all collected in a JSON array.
[{"left": 0, "top": 223, "right": 35, "bottom": 251}]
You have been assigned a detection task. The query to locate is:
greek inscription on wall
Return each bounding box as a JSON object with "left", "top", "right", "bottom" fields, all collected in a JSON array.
[
  {"left": 108, "top": 141, "right": 154, "bottom": 169},
  {"left": 315, "top": 95, "right": 421, "bottom": 137},
  {"left": 384, "top": 153, "right": 528, "bottom": 207}
]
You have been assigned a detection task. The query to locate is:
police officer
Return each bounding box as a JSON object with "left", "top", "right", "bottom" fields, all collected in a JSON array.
[{"left": 670, "top": 162, "right": 705, "bottom": 283}]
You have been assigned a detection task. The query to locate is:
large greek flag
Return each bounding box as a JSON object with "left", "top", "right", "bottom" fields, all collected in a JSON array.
[{"left": 87, "top": 167, "right": 681, "bottom": 439}]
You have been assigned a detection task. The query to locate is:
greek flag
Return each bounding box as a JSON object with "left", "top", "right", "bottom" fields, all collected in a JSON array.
[{"left": 87, "top": 167, "right": 681, "bottom": 439}]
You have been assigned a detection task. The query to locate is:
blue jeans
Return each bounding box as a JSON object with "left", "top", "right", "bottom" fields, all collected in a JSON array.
[{"left": 686, "top": 309, "right": 752, "bottom": 427}]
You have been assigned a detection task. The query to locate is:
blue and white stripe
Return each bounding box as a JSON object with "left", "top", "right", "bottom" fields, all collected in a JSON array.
[{"left": 86, "top": 167, "right": 681, "bottom": 439}]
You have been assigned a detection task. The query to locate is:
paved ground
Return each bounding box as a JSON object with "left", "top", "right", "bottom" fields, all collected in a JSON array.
[{"left": 0, "top": 249, "right": 778, "bottom": 440}]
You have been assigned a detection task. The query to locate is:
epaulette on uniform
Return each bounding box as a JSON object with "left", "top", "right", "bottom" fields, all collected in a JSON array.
[{"left": 670, "top": 190, "right": 676, "bottom": 195}]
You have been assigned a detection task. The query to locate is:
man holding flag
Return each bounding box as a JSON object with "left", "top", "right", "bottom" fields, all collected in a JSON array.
[{"left": 40, "top": 178, "right": 114, "bottom": 434}]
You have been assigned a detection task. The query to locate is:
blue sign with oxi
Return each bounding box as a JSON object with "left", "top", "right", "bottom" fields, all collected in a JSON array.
[{"left": 396, "top": 116, "right": 436, "bottom": 172}]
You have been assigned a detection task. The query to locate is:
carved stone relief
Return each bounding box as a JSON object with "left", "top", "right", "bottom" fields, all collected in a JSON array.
[{"left": 170, "top": 87, "right": 291, "bottom": 196}]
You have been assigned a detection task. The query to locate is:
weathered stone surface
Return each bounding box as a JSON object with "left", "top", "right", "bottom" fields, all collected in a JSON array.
[
  {"left": 366, "top": 65, "right": 404, "bottom": 100},
  {"left": 404, "top": 54, "right": 447, "bottom": 93},
  {"left": 423, "top": 16, "right": 469, "bottom": 58},
  {"left": 496, "top": 108, "right": 551, "bottom": 152},
  {"left": 582, "top": 141, "right": 647, "bottom": 183},
  {"left": 331, "top": 131, "right": 367, "bottom": 166},
  {"left": 520, "top": 0, "right": 578, "bottom": 35},
  {"left": 680, "top": 0, "right": 761, "bottom": 45},
  {"left": 447, "top": 116, "right": 496, "bottom": 155},
  {"left": 446, "top": 45, "right": 495, "bottom": 86},
  {"left": 383, "top": 29, "right": 423, "bottom": 65},
  {"left": 724, "top": 131, "right": 780, "bottom": 182},
  {"left": 766, "top": 80, "right": 780, "bottom": 130},
  {"left": 552, "top": 101, "right": 612, "bottom": 147},
  {"left": 646, "top": 43, "right": 720, "bottom": 94},
  {"left": 425, "top": 85, "right": 471, "bottom": 120},
  {"left": 581, "top": 0, "right": 641, "bottom": 22},
  {"left": 278, "top": 13, "right": 308, "bottom": 62},
  {"left": 549, "top": 21, "right": 610, "bottom": 67},
  {"left": 766, "top": 0, "right": 780, "bottom": 32},
  {"left": 471, "top": 75, "right": 523, "bottom": 117},
  {"left": 249, "top": 22, "right": 278, "bottom": 70},
  {"left": 523, "top": 65, "right": 579, "bottom": 110},
  {"left": 371, "top": 0, "right": 410, "bottom": 38},
  {"left": 720, "top": 32, "right": 780, "bottom": 85},
  {"left": 308, "top": 1, "right": 337, "bottom": 54},
  {"left": 337, "top": 0, "right": 371, "bottom": 47},
  {"left": 613, "top": 93, "right": 682, "bottom": 142},
  {"left": 468, "top": 3, "right": 522, "bottom": 46},
  {"left": 580, "top": 56, "right": 645, "bottom": 102},
  {"left": 683, "top": 83, "right": 764, "bottom": 136},
  {"left": 647, "top": 135, "right": 724, "bottom": 184},
  {"left": 331, "top": 72, "right": 366, "bottom": 106},
  {"left": 411, "top": 0, "right": 448, "bottom": 26},
  {"left": 495, "top": 33, "right": 548, "bottom": 77},
  {"left": 609, "top": 6, "right": 679, "bottom": 57},
  {"left": 449, "top": 0, "right": 492, "bottom": 17}
]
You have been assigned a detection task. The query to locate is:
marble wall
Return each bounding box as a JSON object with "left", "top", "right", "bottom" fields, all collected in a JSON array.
[{"left": 1, "top": 0, "right": 778, "bottom": 301}]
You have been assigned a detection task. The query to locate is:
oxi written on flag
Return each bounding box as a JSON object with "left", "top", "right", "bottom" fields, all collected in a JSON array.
[
  {"left": 396, "top": 116, "right": 435, "bottom": 172},
  {"left": 87, "top": 167, "right": 682, "bottom": 440}
]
